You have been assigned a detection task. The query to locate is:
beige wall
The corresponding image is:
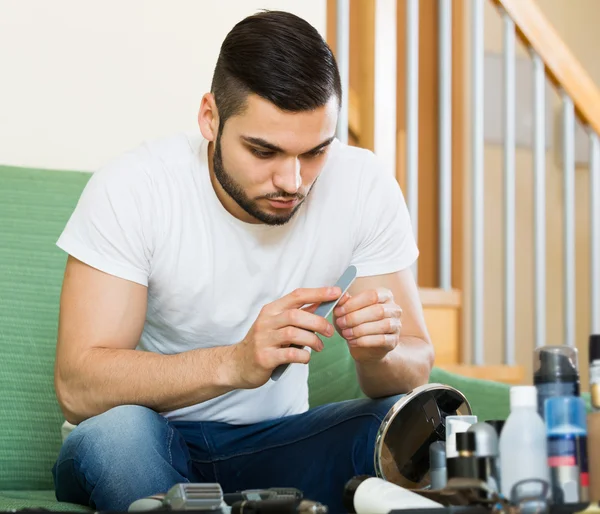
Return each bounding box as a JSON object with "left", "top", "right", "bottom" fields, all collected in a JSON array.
[
  {"left": 0, "top": 0, "right": 326, "bottom": 172},
  {"left": 465, "top": 0, "right": 600, "bottom": 388}
]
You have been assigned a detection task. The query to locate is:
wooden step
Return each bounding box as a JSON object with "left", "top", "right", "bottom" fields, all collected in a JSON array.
[
  {"left": 437, "top": 364, "right": 526, "bottom": 385},
  {"left": 419, "top": 288, "right": 524, "bottom": 385},
  {"left": 420, "top": 287, "right": 461, "bottom": 366}
]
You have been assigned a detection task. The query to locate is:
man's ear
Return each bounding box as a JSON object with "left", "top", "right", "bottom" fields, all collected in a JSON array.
[{"left": 198, "top": 93, "right": 219, "bottom": 142}]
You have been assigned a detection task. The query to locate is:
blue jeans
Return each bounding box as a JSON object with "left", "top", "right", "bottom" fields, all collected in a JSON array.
[{"left": 52, "top": 396, "right": 401, "bottom": 512}]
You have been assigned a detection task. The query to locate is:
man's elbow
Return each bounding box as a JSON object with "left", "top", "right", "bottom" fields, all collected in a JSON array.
[
  {"left": 417, "top": 337, "right": 435, "bottom": 384},
  {"left": 404, "top": 337, "right": 435, "bottom": 391},
  {"left": 425, "top": 339, "right": 435, "bottom": 373},
  {"left": 54, "top": 369, "right": 88, "bottom": 425}
]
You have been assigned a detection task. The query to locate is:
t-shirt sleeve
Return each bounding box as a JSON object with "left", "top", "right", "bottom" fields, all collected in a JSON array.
[
  {"left": 56, "top": 156, "right": 155, "bottom": 286},
  {"left": 350, "top": 152, "right": 419, "bottom": 277}
]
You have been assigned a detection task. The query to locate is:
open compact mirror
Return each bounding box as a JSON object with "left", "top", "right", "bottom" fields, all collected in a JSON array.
[{"left": 374, "top": 383, "right": 472, "bottom": 490}]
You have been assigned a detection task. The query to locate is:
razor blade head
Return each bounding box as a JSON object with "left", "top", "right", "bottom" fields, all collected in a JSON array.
[{"left": 164, "top": 483, "right": 225, "bottom": 511}]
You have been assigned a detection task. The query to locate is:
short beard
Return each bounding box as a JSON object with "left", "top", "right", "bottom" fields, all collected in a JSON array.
[{"left": 212, "top": 131, "right": 307, "bottom": 226}]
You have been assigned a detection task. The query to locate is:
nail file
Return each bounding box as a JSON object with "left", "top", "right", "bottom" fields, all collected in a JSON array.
[{"left": 270, "top": 265, "right": 358, "bottom": 382}]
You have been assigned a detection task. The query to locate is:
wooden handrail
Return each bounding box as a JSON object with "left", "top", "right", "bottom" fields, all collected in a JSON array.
[{"left": 492, "top": 0, "right": 600, "bottom": 136}]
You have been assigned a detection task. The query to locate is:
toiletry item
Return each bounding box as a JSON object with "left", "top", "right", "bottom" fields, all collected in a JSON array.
[
  {"left": 457, "top": 432, "right": 476, "bottom": 457},
  {"left": 485, "top": 417, "right": 505, "bottom": 485},
  {"left": 372, "top": 383, "right": 472, "bottom": 489},
  {"left": 510, "top": 480, "right": 551, "bottom": 514},
  {"left": 588, "top": 412, "right": 600, "bottom": 502},
  {"left": 445, "top": 415, "right": 478, "bottom": 458},
  {"left": 484, "top": 420, "right": 505, "bottom": 438},
  {"left": 469, "top": 422, "right": 501, "bottom": 493},
  {"left": 500, "top": 386, "right": 550, "bottom": 499},
  {"left": 343, "top": 476, "right": 443, "bottom": 514},
  {"left": 447, "top": 432, "right": 479, "bottom": 481},
  {"left": 469, "top": 422, "right": 499, "bottom": 457},
  {"left": 533, "top": 346, "right": 580, "bottom": 419},
  {"left": 231, "top": 499, "right": 328, "bottom": 514},
  {"left": 545, "top": 396, "right": 588, "bottom": 503},
  {"left": 429, "top": 441, "right": 447, "bottom": 490},
  {"left": 590, "top": 335, "right": 600, "bottom": 410}
]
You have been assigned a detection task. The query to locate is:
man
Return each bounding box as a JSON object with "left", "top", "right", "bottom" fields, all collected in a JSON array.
[{"left": 52, "top": 10, "right": 433, "bottom": 512}]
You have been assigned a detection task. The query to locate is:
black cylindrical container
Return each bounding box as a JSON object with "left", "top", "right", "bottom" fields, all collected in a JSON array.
[
  {"left": 590, "top": 335, "right": 600, "bottom": 410},
  {"left": 447, "top": 432, "right": 479, "bottom": 480},
  {"left": 533, "top": 346, "right": 580, "bottom": 419}
]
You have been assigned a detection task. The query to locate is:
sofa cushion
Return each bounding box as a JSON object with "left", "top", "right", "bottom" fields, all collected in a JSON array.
[
  {"left": 428, "top": 367, "right": 510, "bottom": 420},
  {"left": 0, "top": 166, "right": 92, "bottom": 490},
  {"left": 308, "top": 328, "right": 365, "bottom": 406},
  {"left": 0, "top": 164, "right": 530, "bottom": 501},
  {"left": 0, "top": 491, "right": 89, "bottom": 512},
  {"left": 309, "top": 330, "right": 513, "bottom": 420}
]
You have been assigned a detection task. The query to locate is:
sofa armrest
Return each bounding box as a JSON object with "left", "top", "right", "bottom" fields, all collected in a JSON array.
[{"left": 429, "top": 367, "right": 511, "bottom": 421}]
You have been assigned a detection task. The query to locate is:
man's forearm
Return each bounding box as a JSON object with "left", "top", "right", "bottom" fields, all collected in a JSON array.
[
  {"left": 354, "top": 336, "right": 434, "bottom": 398},
  {"left": 56, "top": 345, "right": 239, "bottom": 425}
]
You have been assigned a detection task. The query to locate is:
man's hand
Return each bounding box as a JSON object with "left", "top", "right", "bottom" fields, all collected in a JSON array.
[
  {"left": 232, "top": 287, "right": 341, "bottom": 389},
  {"left": 333, "top": 288, "right": 403, "bottom": 363},
  {"left": 332, "top": 270, "right": 433, "bottom": 398}
]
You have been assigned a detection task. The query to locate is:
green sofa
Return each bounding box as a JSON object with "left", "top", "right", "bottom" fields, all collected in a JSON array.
[{"left": 0, "top": 165, "right": 517, "bottom": 512}]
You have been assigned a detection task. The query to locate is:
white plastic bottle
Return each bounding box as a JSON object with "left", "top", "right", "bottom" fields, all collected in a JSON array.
[{"left": 499, "top": 386, "right": 550, "bottom": 499}]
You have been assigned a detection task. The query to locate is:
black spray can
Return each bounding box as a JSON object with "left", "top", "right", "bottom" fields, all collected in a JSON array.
[{"left": 533, "top": 346, "right": 580, "bottom": 419}]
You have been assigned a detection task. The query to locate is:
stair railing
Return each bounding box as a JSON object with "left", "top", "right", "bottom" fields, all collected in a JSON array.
[
  {"left": 470, "top": 0, "right": 600, "bottom": 364},
  {"left": 333, "top": 0, "right": 600, "bottom": 371}
]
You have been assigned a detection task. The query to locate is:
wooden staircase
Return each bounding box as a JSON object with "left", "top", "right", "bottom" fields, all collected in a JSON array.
[
  {"left": 327, "top": 0, "right": 524, "bottom": 384},
  {"left": 420, "top": 289, "right": 525, "bottom": 385},
  {"left": 328, "top": 0, "right": 525, "bottom": 385},
  {"left": 328, "top": 0, "right": 600, "bottom": 386}
]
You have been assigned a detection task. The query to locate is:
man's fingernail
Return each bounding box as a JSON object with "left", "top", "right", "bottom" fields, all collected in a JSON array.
[
  {"left": 342, "top": 328, "right": 353, "bottom": 339},
  {"left": 327, "top": 325, "right": 334, "bottom": 336},
  {"left": 332, "top": 287, "right": 341, "bottom": 296},
  {"left": 337, "top": 306, "right": 346, "bottom": 315}
]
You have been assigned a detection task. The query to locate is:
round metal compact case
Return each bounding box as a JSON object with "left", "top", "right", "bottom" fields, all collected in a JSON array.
[{"left": 374, "top": 383, "right": 472, "bottom": 490}]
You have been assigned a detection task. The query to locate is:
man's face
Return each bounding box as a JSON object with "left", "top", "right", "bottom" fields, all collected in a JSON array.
[{"left": 210, "top": 94, "right": 338, "bottom": 225}]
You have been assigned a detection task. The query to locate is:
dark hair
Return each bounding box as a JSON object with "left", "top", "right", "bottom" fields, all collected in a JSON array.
[{"left": 210, "top": 10, "right": 341, "bottom": 127}]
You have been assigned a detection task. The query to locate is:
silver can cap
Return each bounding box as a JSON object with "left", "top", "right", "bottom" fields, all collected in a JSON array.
[{"left": 467, "top": 422, "right": 499, "bottom": 457}]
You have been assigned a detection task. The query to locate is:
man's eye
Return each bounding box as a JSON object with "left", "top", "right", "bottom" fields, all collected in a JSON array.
[{"left": 250, "top": 148, "right": 275, "bottom": 159}]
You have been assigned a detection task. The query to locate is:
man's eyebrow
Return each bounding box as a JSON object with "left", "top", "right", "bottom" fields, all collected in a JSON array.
[
  {"left": 241, "top": 137, "right": 284, "bottom": 153},
  {"left": 241, "top": 136, "right": 335, "bottom": 155},
  {"left": 306, "top": 137, "right": 335, "bottom": 153}
]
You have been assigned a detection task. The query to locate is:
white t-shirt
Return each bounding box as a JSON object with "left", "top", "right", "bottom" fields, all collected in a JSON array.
[{"left": 57, "top": 132, "right": 418, "bottom": 424}]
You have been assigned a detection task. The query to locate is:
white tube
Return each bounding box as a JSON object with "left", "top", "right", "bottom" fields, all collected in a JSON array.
[
  {"left": 350, "top": 477, "right": 443, "bottom": 514},
  {"left": 336, "top": 0, "right": 350, "bottom": 144},
  {"left": 406, "top": 0, "right": 420, "bottom": 281},
  {"left": 503, "top": 13, "right": 516, "bottom": 365},
  {"left": 532, "top": 52, "right": 546, "bottom": 349},
  {"left": 471, "top": 0, "right": 485, "bottom": 365},
  {"left": 562, "top": 94, "right": 575, "bottom": 348},
  {"left": 590, "top": 132, "right": 600, "bottom": 334},
  {"left": 438, "top": 0, "right": 452, "bottom": 290}
]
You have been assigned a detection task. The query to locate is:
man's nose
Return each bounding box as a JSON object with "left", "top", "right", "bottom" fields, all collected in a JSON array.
[{"left": 273, "top": 157, "right": 301, "bottom": 194}]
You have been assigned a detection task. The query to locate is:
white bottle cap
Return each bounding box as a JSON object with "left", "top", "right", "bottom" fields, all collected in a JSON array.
[
  {"left": 445, "top": 415, "right": 477, "bottom": 458},
  {"left": 510, "top": 385, "right": 538, "bottom": 409}
]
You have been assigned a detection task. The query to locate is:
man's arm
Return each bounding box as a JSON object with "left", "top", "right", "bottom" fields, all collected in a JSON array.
[
  {"left": 55, "top": 256, "right": 339, "bottom": 425},
  {"left": 55, "top": 256, "right": 240, "bottom": 425},
  {"left": 333, "top": 269, "right": 434, "bottom": 398}
]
